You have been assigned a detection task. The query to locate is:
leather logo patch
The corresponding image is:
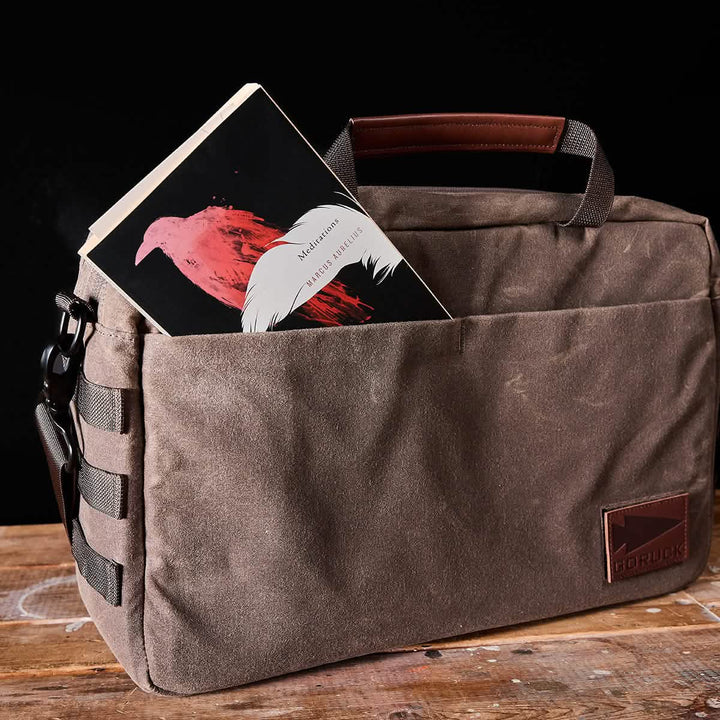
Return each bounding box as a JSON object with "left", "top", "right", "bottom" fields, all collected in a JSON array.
[{"left": 604, "top": 493, "right": 689, "bottom": 583}]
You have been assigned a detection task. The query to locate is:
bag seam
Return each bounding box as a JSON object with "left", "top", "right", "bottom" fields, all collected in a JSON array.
[
  {"left": 672, "top": 297, "right": 720, "bottom": 591},
  {"left": 92, "top": 324, "right": 145, "bottom": 340},
  {"left": 703, "top": 219, "right": 720, "bottom": 301},
  {"left": 677, "top": 297, "right": 717, "bottom": 587},
  {"left": 705, "top": 295, "right": 719, "bottom": 569},
  {"left": 380, "top": 217, "right": 711, "bottom": 233},
  {"left": 136, "top": 327, "right": 175, "bottom": 694},
  {"left": 699, "top": 218, "right": 719, "bottom": 586}
]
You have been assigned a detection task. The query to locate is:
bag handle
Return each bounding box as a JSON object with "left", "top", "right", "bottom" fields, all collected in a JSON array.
[{"left": 324, "top": 113, "right": 615, "bottom": 228}]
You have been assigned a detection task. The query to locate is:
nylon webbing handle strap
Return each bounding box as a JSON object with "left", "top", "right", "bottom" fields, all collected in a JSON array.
[
  {"left": 324, "top": 123, "right": 357, "bottom": 196},
  {"left": 323, "top": 113, "right": 615, "bottom": 228},
  {"left": 71, "top": 519, "right": 122, "bottom": 606},
  {"left": 557, "top": 119, "right": 615, "bottom": 227}
]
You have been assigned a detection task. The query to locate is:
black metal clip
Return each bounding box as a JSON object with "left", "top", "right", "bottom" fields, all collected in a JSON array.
[
  {"left": 41, "top": 292, "right": 94, "bottom": 416},
  {"left": 38, "top": 293, "right": 96, "bottom": 528}
]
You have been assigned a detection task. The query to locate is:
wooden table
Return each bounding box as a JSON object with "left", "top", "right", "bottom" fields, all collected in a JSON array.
[{"left": 2, "top": 496, "right": 719, "bottom": 719}]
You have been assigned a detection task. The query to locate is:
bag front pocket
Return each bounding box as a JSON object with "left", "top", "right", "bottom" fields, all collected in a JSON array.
[{"left": 140, "top": 298, "right": 717, "bottom": 695}]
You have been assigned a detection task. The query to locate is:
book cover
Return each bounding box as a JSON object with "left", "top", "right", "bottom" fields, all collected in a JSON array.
[{"left": 81, "top": 84, "right": 450, "bottom": 335}]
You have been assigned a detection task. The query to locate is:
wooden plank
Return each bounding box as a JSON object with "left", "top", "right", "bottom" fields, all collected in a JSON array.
[
  {"left": 0, "top": 566, "right": 86, "bottom": 622},
  {"left": 0, "top": 525, "right": 72, "bottom": 569},
  {"left": 402, "top": 591, "right": 720, "bottom": 651},
  {"left": 700, "top": 516, "right": 720, "bottom": 579},
  {"left": 686, "top": 579, "right": 720, "bottom": 611},
  {"left": 0, "top": 621, "right": 120, "bottom": 677},
  {"left": 1, "top": 579, "right": 717, "bottom": 680},
  {"left": 1, "top": 628, "right": 720, "bottom": 719}
]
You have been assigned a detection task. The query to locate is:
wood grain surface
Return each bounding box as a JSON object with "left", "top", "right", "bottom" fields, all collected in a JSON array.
[{"left": 1, "top": 496, "right": 718, "bottom": 718}]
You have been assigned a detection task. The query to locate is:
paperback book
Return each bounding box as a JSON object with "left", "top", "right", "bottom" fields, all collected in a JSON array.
[{"left": 80, "top": 84, "right": 450, "bottom": 335}]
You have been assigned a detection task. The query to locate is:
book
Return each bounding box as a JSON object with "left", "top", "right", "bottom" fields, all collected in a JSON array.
[{"left": 79, "top": 84, "right": 451, "bottom": 335}]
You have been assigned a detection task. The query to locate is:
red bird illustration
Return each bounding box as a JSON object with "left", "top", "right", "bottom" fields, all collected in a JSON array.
[{"left": 135, "top": 206, "right": 373, "bottom": 328}]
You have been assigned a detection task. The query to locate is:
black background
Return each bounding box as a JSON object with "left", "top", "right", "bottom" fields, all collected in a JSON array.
[{"left": 4, "top": 7, "right": 718, "bottom": 523}]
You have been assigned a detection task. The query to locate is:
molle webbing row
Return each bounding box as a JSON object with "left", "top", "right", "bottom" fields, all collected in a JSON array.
[
  {"left": 75, "top": 372, "right": 127, "bottom": 433},
  {"left": 34, "top": 367, "right": 129, "bottom": 606},
  {"left": 71, "top": 519, "right": 122, "bottom": 607},
  {"left": 78, "top": 457, "right": 126, "bottom": 520}
]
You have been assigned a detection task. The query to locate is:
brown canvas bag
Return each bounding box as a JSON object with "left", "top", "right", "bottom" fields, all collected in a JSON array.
[{"left": 35, "top": 113, "right": 719, "bottom": 696}]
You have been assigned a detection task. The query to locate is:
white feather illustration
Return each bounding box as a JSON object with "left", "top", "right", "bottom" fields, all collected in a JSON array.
[{"left": 242, "top": 199, "right": 403, "bottom": 332}]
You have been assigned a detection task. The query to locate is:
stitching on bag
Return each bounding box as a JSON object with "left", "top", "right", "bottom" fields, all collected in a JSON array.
[
  {"left": 359, "top": 121, "right": 560, "bottom": 131},
  {"left": 357, "top": 121, "right": 563, "bottom": 152},
  {"left": 458, "top": 318, "right": 465, "bottom": 353},
  {"left": 136, "top": 331, "right": 165, "bottom": 692},
  {"left": 99, "top": 279, "right": 109, "bottom": 323},
  {"left": 700, "top": 293, "right": 719, "bottom": 574},
  {"left": 608, "top": 495, "right": 687, "bottom": 516},
  {"left": 356, "top": 143, "right": 557, "bottom": 155},
  {"left": 380, "top": 217, "right": 707, "bottom": 234},
  {"left": 92, "top": 324, "right": 142, "bottom": 341}
]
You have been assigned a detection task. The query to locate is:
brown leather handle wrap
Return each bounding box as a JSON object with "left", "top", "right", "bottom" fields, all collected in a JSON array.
[
  {"left": 324, "top": 113, "right": 615, "bottom": 228},
  {"left": 350, "top": 114, "right": 567, "bottom": 158}
]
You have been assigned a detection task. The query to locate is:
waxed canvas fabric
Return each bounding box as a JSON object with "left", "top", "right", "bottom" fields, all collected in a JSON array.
[{"left": 71, "top": 188, "right": 719, "bottom": 695}]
